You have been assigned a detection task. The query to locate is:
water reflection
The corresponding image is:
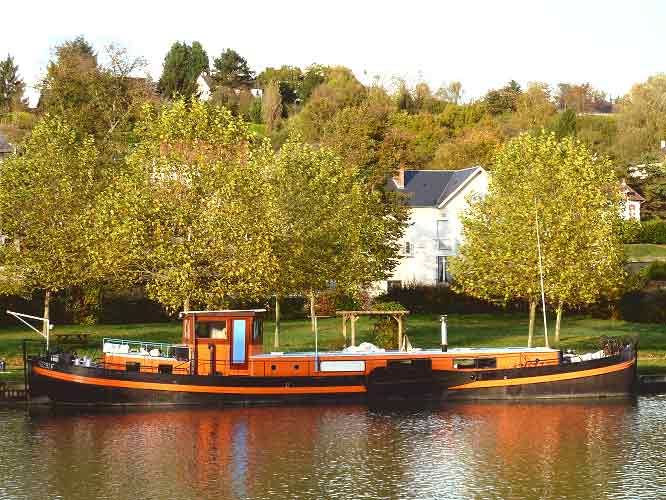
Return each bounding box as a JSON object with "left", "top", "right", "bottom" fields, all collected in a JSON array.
[{"left": 0, "top": 398, "right": 665, "bottom": 499}]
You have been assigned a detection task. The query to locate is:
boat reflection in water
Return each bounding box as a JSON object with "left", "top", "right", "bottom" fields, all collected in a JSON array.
[{"left": 7, "top": 398, "right": 665, "bottom": 500}]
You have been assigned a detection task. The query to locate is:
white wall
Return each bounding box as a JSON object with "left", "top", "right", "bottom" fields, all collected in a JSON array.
[
  {"left": 623, "top": 200, "right": 641, "bottom": 221},
  {"left": 382, "top": 169, "right": 488, "bottom": 291},
  {"left": 197, "top": 75, "right": 211, "bottom": 101}
]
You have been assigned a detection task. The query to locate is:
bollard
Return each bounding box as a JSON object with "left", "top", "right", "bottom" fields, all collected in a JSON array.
[{"left": 440, "top": 315, "right": 448, "bottom": 352}]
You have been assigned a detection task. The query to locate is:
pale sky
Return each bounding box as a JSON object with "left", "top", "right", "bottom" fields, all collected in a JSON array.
[{"left": 3, "top": 0, "right": 666, "bottom": 106}]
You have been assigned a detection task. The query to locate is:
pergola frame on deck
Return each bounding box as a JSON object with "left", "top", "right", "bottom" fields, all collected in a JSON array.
[{"left": 336, "top": 310, "right": 410, "bottom": 351}]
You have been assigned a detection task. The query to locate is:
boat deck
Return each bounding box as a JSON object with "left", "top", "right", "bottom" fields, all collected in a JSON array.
[{"left": 251, "top": 347, "right": 560, "bottom": 359}]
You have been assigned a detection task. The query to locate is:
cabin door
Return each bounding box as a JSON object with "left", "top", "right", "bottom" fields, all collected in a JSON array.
[{"left": 231, "top": 319, "right": 248, "bottom": 368}]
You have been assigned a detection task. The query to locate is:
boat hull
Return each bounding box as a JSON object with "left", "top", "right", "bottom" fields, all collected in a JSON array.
[{"left": 29, "top": 347, "right": 637, "bottom": 406}]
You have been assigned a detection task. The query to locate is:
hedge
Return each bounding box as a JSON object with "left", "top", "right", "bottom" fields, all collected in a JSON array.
[{"left": 638, "top": 220, "right": 666, "bottom": 244}]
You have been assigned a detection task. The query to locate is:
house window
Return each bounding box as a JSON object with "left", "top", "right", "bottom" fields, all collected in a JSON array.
[
  {"left": 401, "top": 241, "right": 414, "bottom": 256},
  {"left": 387, "top": 280, "right": 402, "bottom": 291},
  {"left": 437, "top": 256, "right": 451, "bottom": 284},
  {"left": 437, "top": 220, "right": 451, "bottom": 250}
]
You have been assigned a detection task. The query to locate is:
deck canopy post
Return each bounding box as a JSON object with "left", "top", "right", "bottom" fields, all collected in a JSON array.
[
  {"left": 393, "top": 315, "right": 404, "bottom": 351},
  {"left": 336, "top": 310, "right": 410, "bottom": 350},
  {"left": 350, "top": 314, "right": 359, "bottom": 347},
  {"left": 342, "top": 316, "right": 347, "bottom": 344}
]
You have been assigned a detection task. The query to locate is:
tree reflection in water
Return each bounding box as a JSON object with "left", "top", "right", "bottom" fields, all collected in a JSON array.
[{"left": 1, "top": 398, "right": 666, "bottom": 500}]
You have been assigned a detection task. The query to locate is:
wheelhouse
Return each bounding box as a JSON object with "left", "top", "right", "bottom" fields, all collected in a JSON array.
[{"left": 101, "top": 310, "right": 265, "bottom": 376}]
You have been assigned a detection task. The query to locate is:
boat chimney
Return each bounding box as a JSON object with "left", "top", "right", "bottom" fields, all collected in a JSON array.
[{"left": 440, "top": 315, "right": 448, "bottom": 352}]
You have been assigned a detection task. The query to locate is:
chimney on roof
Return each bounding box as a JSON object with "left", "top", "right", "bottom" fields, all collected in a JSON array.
[
  {"left": 394, "top": 167, "right": 405, "bottom": 189},
  {"left": 661, "top": 140, "right": 666, "bottom": 151}
]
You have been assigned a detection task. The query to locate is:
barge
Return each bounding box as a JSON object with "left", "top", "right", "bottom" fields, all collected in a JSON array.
[{"left": 28, "top": 309, "right": 637, "bottom": 405}]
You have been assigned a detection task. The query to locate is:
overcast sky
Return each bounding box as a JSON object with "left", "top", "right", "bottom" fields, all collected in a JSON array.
[{"left": 3, "top": 0, "right": 666, "bottom": 106}]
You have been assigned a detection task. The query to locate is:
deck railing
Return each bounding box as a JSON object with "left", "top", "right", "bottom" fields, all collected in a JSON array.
[{"left": 102, "top": 338, "right": 185, "bottom": 359}]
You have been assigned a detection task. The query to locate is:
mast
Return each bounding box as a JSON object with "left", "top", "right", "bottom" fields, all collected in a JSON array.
[{"left": 534, "top": 201, "right": 549, "bottom": 348}]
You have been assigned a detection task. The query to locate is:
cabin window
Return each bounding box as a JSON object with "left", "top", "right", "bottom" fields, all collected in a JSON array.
[
  {"left": 196, "top": 321, "right": 228, "bottom": 340},
  {"left": 174, "top": 346, "right": 189, "bottom": 361},
  {"left": 126, "top": 362, "right": 141, "bottom": 372},
  {"left": 453, "top": 359, "right": 476, "bottom": 369},
  {"left": 232, "top": 319, "right": 247, "bottom": 365},
  {"left": 253, "top": 319, "right": 263, "bottom": 343},
  {"left": 158, "top": 364, "right": 173, "bottom": 374},
  {"left": 476, "top": 358, "right": 497, "bottom": 369},
  {"left": 454, "top": 358, "right": 497, "bottom": 369}
]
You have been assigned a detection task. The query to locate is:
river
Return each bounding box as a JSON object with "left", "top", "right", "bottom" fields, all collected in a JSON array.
[{"left": 1, "top": 397, "right": 665, "bottom": 500}]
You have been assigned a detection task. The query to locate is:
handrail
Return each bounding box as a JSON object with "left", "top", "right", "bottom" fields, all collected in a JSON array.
[{"left": 102, "top": 338, "right": 187, "bottom": 359}]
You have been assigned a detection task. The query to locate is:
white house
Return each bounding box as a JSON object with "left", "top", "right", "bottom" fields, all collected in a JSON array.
[
  {"left": 381, "top": 166, "right": 488, "bottom": 291},
  {"left": 196, "top": 72, "right": 263, "bottom": 101},
  {"left": 196, "top": 73, "right": 215, "bottom": 101},
  {"left": 620, "top": 179, "right": 644, "bottom": 221}
]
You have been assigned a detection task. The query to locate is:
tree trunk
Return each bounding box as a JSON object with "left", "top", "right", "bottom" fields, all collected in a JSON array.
[
  {"left": 43, "top": 290, "right": 51, "bottom": 349},
  {"left": 309, "top": 290, "right": 317, "bottom": 336},
  {"left": 274, "top": 295, "right": 281, "bottom": 349},
  {"left": 555, "top": 302, "right": 563, "bottom": 344},
  {"left": 528, "top": 300, "right": 536, "bottom": 348}
]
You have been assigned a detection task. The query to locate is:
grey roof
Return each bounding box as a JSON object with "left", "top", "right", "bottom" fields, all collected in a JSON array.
[
  {"left": 389, "top": 167, "right": 480, "bottom": 207},
  {"left": 0, "top": 134, "right": 13, "bottom": 154}
]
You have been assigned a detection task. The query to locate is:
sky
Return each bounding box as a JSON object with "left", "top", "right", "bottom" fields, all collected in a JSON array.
[{"left": 3, "top": 0, "right": 666, "bottom": 106}]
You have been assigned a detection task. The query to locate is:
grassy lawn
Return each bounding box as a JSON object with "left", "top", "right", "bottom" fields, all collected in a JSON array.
[
  {"left": 0, "top": 313, "right": 665, "bottom": 382},
  {"left": 625, "top": 243, "right": 666, "bottom": 262}
]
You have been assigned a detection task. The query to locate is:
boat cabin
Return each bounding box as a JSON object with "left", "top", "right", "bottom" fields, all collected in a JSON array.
[
  {"left": 100, "top": 308, "right": 565, "bottom": 380},
  {"left": 182, "top": 309, "right": 265, "bottom": 376},
  {"left": 102, "top": 310, "right": 265, "bottom": 376}
]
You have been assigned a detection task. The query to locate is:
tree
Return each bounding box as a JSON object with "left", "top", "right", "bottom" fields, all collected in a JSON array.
[
  {"left": 0, "top": 116, "right": 99, "bottom": 335},
  {"left": 212, "top": 49, "right": 255, "bottom": 88},
  {"left": 436, "top": 81, "right": 464, "bottom": 105},
  {"left": 257, "top": 65, "right": 303, "bottom": 106},
  {"left": 484, "top": 80, "right": 522, "bottom": 115},
  {"left": 292, "top": 67, "right": 366, "bottom": 141},
  {"left": 0, "top": 54, "right": 27, "bottom": 112},
  {"left": 615, "top": 74, "right": 666, "bottom": 163},
  {"left": 431, "top": 124, "right": 502, "bottom": 169},
  {"left": 91, "top": 99, "right": 276, "bottom": 313},
  {"left": 625, "top": 158, "right": 666, "bottom": 220},
  {"left": 556, "top": 83, "right": 610, "bottom": 113},
  {"left": 157, "top": 41, "right": 209, "bottom": 99},
  {"left": 39, "top": 40, "right": 155, "bottom": 154},
  {"left": 39, "top": 36, "right": 99, "bottom": 133},
  {"left": 452, "top": 132, "right": 625, "bottom": 346},
  {"left": 262, "top": 80, "right": 282, "bottom": 134},
  {"left": 510, "top": 82, "right": 556, "bottom": 132},
  {"left": 553, "top": 108, "right": 577, "bottom": 139},
  {"left": 299, "top": 64, "right": 328, "bottom": 102},
  {"left": 321, "top": 87, "right": 395, "bottom": 188},
  {"left": 268, "top": 137, "right": 407, "bottom": 345}
]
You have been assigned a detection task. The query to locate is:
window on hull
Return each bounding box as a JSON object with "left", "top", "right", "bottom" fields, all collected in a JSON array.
[{"left": 454, "top": 358, "right": 497, "bottom": 369}]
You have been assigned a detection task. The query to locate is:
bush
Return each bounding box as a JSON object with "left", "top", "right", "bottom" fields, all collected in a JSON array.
[
  {"left": 369, "top": 301, "right": 407, "bottom": 349},
  {"left": 379, "top": 283, "right": 500, "bottom": 314},
  {"left": 639, "top": 219, "right": 666, "bottom": 244},
  {"left": 619, "top": 289, "right": 666, "bottom": 323},
  {"left": 619, "top": 219, "right": 642, "bottom": 244},
  {"left": 644, "top": 262, "right": 666, "bottom": 281}
]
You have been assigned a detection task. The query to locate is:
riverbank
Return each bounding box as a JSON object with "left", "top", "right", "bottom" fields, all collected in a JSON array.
[{"left": 0, "top": 313, "right": 664, "bottom": 378}]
